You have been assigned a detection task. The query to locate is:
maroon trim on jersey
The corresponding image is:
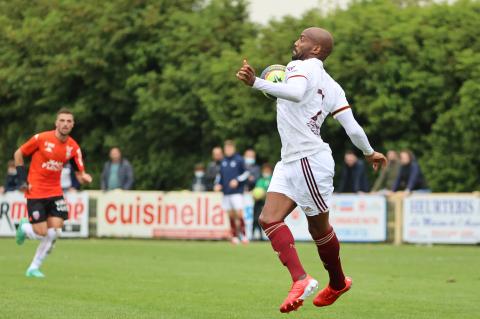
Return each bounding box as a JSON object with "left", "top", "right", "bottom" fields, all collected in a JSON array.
[
  {"left": 300, "top": 158, "right": 328, "bottom": 212},
  {"left": 331, "top": 105, "right": 351, "bottom": 117},
  {"left": 287, "top": 75, "right": 307, "bottom": 81}
]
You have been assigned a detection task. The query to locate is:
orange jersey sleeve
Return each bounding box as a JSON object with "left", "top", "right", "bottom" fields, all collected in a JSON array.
[{"left": 20, "top": 134, "right": 40, "bottom": 156}]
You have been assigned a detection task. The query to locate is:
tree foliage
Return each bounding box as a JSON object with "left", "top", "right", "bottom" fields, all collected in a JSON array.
[{"left": 0, "top": 0, "right": 478, "bottom": 191}]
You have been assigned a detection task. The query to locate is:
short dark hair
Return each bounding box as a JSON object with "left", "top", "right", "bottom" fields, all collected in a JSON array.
[
  {"left": 57, "top": 108, "right": 73, "bottom": 117},
  {"left": 194, "top": 163, "right": 205, "bottom": 170},
  {"left": 400, "top": 149, "right": 415, "bottom": 161},
  {"left": 224, "top": 139, "right": 235, "bottom": 147}
]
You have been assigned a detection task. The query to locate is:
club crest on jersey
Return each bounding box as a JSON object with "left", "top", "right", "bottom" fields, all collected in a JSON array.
[
  {"left": 307, "top": 110, "right": 322, "bottom": 136},
  {"left": 230, "top": 161, "right": 237, "bottom": 168},
  {"left": 41, "top": 160, "right": 63, "bottom": 172},
  {"left": 66, "top": 146, "right": 73, "bottom": 159},
  {"left": 44, "top": 141, "right": 55, "bottom": 153}
]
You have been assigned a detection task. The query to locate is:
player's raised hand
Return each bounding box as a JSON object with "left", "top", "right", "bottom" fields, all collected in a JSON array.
[
  {"left": 365, "top": 151, "right": 387, "bottom": 171},
  {"left": 236, "top": 59, "right": 256, "bottom": 86}
]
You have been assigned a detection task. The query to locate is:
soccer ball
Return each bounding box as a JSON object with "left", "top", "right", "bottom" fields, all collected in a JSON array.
[
  {"left": 252, "top": 187, "right": 266, "bottom": 201},
  {"left": 260, "top": 64, "right": 286, "bottom": 100}
]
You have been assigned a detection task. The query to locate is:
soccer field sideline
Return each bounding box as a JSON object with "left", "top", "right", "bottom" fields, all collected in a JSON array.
[{"left": 1, "top": 238, "right": 479, "bottom": 319}]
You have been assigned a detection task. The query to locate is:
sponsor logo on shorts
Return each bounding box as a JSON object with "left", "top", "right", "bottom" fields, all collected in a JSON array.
[
  {"left": 301, "top": 206, "right": 314, "bottom": 213},
  {"left": 32, "top": 211, "right": 40, "bottom": 220},
  {"left": 55, "top": 199, "right": 68, "bottom": 212}
]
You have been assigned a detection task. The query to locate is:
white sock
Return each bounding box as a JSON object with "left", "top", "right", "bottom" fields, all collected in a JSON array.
[
  {"left": 29, "top": 228, "right": 59, "bottom": 270},
  {"left": 21, "top": 223, "right": 44, "bottom": 240}
]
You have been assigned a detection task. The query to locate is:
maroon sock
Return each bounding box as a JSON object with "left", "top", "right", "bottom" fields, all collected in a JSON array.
[
  {"left": 263, "top": 221, "right": 306, "bottom": 282},
  {"left": 229, "top": 216, "right": 237, "bottom": 238},
  {"left": 313, "top": 226, "right": 346, "bottom": 290},
  {"left": 239, "top": 217, "right": 246, "bottom": 237}
]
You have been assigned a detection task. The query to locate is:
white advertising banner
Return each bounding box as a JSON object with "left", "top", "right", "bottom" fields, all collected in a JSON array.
[
  {"left": 96, "top": 190, "right": 230, "bottom": 239},
  {"left": 403, "top": 194, "right": 480, "bottom": 244},
  {"left": 286, "top": 194, "right": 387, "bottom": 242},
  {"left": 0, "top": 191, "right": 89, "bottom": 238}
]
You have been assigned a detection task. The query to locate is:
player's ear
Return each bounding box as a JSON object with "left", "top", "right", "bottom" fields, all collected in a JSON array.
[{"left": 312, "top": 45, "right": 322, "bottom": 56}]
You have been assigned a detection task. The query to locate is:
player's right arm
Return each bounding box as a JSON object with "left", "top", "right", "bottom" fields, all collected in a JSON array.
[
  {"left": 14, "top": 134, "right": 40, "bottom": 191},
  {"left": 236, "top": 59, "right": 308, "bottom": 102}
]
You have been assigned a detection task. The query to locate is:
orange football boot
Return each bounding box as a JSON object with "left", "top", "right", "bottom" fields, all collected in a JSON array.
[
  {"left": 279, "top": 275, "right": 318, "bottom": 313},
  {"left": 313, "top": 276, "right": 352, "bottom": 307}
]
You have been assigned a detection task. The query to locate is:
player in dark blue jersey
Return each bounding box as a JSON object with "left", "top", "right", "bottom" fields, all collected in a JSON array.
[{"left": 214, "top": 140, "right": 249, "bottom": 244}]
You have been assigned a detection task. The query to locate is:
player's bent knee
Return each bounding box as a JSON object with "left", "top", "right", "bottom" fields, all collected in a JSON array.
[
  {"left": 34, "top": 228, "right": 48, "bottom": 237},
  {"left": 47, "top": 228, "right": 61, "bottom": 240},
  {"left": 258, "top": 212, "right": 280, "bottom": 228}
]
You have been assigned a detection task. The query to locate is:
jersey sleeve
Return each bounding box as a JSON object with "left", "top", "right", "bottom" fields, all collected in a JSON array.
[
  {"left": 73, "top": 146, "right": 85, "bottom": 172},
  {"left": 236, "top": 156, "right": 250, "bottom": 182},
  {"left": 285, "top": 60, "right": 311, "bottom": 82},
  {"left": 20, "top": 134, "right": 40, "bottom": 156},
  {"left": 325, "top": 82, "right": 350, "bottom": 118}
]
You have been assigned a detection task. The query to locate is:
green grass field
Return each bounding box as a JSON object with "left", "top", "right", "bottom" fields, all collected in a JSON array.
[{"left": 1, "top": 238, "right": 479, "bottom": 319}]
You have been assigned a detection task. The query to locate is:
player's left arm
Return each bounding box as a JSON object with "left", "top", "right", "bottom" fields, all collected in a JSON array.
[
  {"left": 335, "top": 109, "right": 387, "bottom": 171},
  {"left": 236, "top": 59, "right": 308, "bottom": 102},
  {"left": 235, "top": 157, "right": 250, "bottom": 183},
  {"left": 72, "top": 147, "right": 92, "bottom": 184}
]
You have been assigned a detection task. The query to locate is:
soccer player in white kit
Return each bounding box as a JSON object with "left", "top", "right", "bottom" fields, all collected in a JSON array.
[{"left": 236, "top": 27, "right": 387, "bottom": 313}]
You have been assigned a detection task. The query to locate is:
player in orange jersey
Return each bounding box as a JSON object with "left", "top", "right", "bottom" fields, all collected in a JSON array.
[{"left": 14, "top": 108, "right": 92, "bottom": 278}]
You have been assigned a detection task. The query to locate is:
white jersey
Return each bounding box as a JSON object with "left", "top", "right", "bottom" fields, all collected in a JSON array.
[{"left": 277, "top": 58, "right": 350, "bottom": 163}]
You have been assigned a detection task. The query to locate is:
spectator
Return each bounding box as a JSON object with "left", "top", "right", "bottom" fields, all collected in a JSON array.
[
  {"left": 191, "top": 163, "right": 207, "bottom": 192},
  {"left": 338, "top": 150, "right": 369, "bottom": 193},
  {"left": 214, "top": 140, "right": 249, "bottom": 244},
  {"left": 251, "top": 163, "right": 272, "bottom": 241},
  {"left": 392, "top": 150, "right": 429, "bottom": 194},
  {"left": 101, "top": 147, "right": 134, "bottom": 190},
  {"left": 1, "top": 160, "right": 20, "bottom": 193},
  {"left": 61, "top": 160, "right": 81, "bottom": 193},
  {"left": 371, "top": 150, "right": 401, "bottom": 193},
  {"left": 244, "top": 148, "right": 261, "bottom": 191},
  {"left": 205, "top": 146, "right": 223, "bottom": 191}
]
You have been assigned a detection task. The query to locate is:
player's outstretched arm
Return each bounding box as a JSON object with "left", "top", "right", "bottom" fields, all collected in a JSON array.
[
  {"left": 335, "top": 109, "right": 387, "bottom": 171},
  {"left": 13, "top": 148, "right": 28, "bottom": 191},
  {"left": 236, "top": 59, "right": 307, "bottom": 102}
]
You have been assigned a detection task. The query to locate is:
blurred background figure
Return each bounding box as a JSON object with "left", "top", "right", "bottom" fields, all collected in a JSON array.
[
  {"left": 251, "top": 163, "right": 272, "bottom": 241},
  {"left": 392, "top": 150, "right": 429, "bottom": 195},
  {"left": 191, "top": 163, "right": 207, "bottom": 192},
  {"left": 338, "top": 151, "right": 369, "bottom": 193},
  {"left": 101, "top": 147, "right": 134, "bottom": 191},
  {"left": 1, "top": 160, "right": 20, "bottom": 193},
  {"left": 214, "top": 140, "right": 249, "bottom": 244},
  {"left": 371, "top": 150, "right": 401, "bottom": 194},
  {"left": 61, "top": 160, "right": 80, "bottom": 193},
  {"left": 205, "top": 146, "right": 223, "bottom": 191},
  {"left": 244, "top": 148, "right": 260, "bottom": 191}
]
